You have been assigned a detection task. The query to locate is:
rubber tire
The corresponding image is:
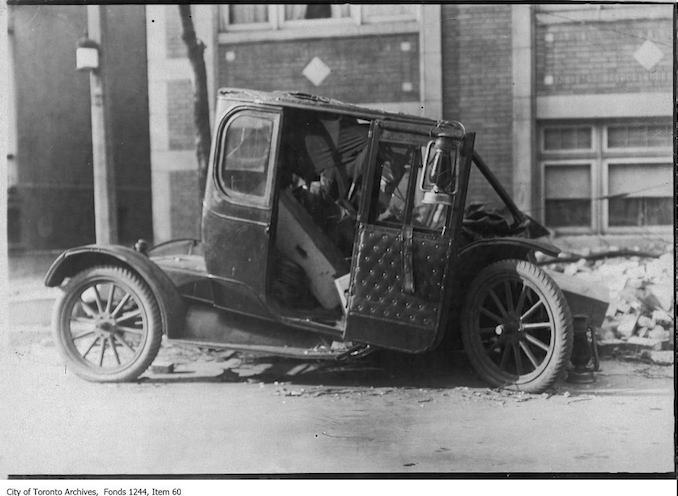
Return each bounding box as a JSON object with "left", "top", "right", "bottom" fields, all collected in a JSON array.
[
  {"left": 53, "top": 265, "right": 163, "bottom": 382},
  {"left": 460, "top": 259, "right": 573, "bottom": 393}
]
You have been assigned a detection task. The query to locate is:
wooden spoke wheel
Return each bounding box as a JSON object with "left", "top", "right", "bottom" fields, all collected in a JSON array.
[
  {"left": 461, "top": 259, "right": 573, "bottom": 393},
  {"left": 53, "top": 266, "right": 162, "bottom": 382}
]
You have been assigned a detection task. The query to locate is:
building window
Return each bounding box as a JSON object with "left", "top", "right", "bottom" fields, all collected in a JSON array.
[
  {"left": 540, "top": 119, "right": 672, "bottom": 234},
  {"left": 542, "top": 125, "right": 593, "bottom": 152},
  {"left": 218, "top": 4, "right": 418, "bottom": 32},
  {"left": 228, "top": 5, "right": 269, "bottom": 25},
  {"left": 219, "top": 5, "right": 273, "bottom": 31},
  {"left": 543, "top": 163, "right": 592, "bottom": 228},
  {"left": 606, "top": 123, "right": 672, "bottom": 150},
  {"left": 607, "top": 161, "right": 672, "bottom": 227},
  {"left": 362, "top": 4, "right": 419, "bottom": 23},
  {"left": 283, "top": 4, "right": 350, "bottom": 21}
]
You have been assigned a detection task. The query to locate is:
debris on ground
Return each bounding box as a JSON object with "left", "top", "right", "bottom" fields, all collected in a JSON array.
[
  {"left": 543, "top": 246, "right": 674, "bottom": 359},
  {"left": 639, "top": 350, "right": 675, "bottom": 366},
  {"left": 150, "top": 362, "right": 175, "bottom": 374}
]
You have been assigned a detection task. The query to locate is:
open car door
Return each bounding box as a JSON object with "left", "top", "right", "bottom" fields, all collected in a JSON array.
[{"left": 344, "top": 121, "right": 474, "bottom": 353}]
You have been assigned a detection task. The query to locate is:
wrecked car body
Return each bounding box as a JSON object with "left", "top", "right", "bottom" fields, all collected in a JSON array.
[{"left": 45, "top": 89, "right": 608, "bottom": 393}]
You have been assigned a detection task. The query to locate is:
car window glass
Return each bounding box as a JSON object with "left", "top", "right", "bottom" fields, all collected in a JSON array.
[
  {"left": 371, "top": 138, "right": 449, "bottom": 233},
  {"left": 411, "top": 154, "right": 450, "bottom": 232},
  {"left": 220, "top": 114, "right": 274, "bottom": 199}
]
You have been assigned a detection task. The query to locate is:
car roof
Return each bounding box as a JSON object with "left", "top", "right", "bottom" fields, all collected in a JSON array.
[{"left": 217, "top": 87, "right": 453, "bottom": 128}]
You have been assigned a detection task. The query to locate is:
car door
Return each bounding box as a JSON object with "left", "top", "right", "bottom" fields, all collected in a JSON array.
[
  {"left": 344, "top": 120, "right": 474, "bottom": 352},
  {"left": 202, "top": 107, "right": 282, "bottom": 317}
]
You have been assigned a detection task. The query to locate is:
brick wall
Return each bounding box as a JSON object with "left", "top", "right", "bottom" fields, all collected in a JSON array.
[
  {"left": 167, "top": 79, "right": 195, "bottom": 150},
  {"left": 217, "top": 34, "right": 420, "bottom": 104},
  {"left": 536, "top": 17, "right": 672, "bottom": 95},
  {"left": 170, "top": 170, "right": 201, "bottom": 238},
  {"left": 441, "top": 4, "right": 514, "bottom": 205},
  {"left": 11, "top": 4, "right": 152, "bottom": 249},
  {"left": 165, "top": 4, "right": 186, "bottom": 59}
]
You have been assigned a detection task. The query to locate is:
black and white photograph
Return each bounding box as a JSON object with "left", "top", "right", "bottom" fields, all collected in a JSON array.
[{"left": 1, "top": 0, "right": 675, "bottom": 483}]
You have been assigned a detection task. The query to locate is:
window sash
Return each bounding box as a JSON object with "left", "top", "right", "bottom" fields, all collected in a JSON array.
[
  {"left": 542, "top": 162, "right": 594, "bottom": 230},
  {"left": 219, "top": 4, "right": 417, "bottom": 32},
  {"left": 604, "top": 159, "right": 673, "bottom": 229},
  {"left": 219, "top": 5, "right": 276, "bottom": 31},
  {"left": 542, "top": 125, "right": 593, "bottom": 153},
  {"left": 605, "top": 123, "right": 672, "bottom": 150},
  {"left": 539, "top": 120, "right": 672, "bottom": 233},
  {"left": 361, "top": 4, "right": 419, "bottom": 23}
]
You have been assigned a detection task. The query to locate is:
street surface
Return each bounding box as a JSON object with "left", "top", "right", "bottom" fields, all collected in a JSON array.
[{"left": 1, "top": 327, "right": 674, "bottom": 475}]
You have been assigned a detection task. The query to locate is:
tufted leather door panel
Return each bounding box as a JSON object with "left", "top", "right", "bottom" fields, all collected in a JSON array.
[{"left": 344, "top": 224, "right": 453, "bottom": 352}]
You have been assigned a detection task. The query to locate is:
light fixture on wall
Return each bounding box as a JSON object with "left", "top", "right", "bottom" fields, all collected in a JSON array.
[{"left": 76, "top": 37, "right": 100, "bottom": 71}]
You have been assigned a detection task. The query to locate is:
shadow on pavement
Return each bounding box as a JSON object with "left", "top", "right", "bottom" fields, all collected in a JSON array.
[{"left": 143, "top": 347, "right": 488, "bottom": 390}]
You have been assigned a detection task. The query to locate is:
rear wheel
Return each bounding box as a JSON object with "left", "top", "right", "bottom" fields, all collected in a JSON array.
[
  {"left": 53, "top": 265, "right": 162, "bottom": 382},
  {"left": 460, "top": 259, "right": 573, "bottom": 393}
]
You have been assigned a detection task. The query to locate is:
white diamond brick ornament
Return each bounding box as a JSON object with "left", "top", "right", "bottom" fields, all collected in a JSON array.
[
  {"left": 634, "top": 40, "right": 663, "bottom": 71},
  {"left": 302, "top": 57, "right": 331, "bottom": 86}
]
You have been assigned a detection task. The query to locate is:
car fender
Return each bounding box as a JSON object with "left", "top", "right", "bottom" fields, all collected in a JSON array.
[
  {"left": 458, "top": 237, "right": 559, "bottom": 258},
  {"left": 44, "top": 244, "right": 186, "bottom": 337},
  {"left": 456, "top": 237, "right": 560, "bottom": 276}
]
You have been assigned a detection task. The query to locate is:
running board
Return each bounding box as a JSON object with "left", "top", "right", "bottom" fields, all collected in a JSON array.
[
  {"left": 166, "top": 338, "right": 368, "bottom": 361},
  {"left": 172, "top": 304, "right": 359, "bottom": 359}
]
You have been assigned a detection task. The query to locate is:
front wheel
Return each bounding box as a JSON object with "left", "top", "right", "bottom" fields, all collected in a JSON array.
[
  {"left": 460, "top": 259, "right": 573, "bottom": 393},
  {"left": 53, "top": 265, "right": 163, "bottom": 382}
]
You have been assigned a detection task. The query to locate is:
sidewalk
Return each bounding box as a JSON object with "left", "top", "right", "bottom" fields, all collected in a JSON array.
[
  {"left": 8, "top": 277, "right": 60, "bottom": 326},
  {"left": 8, "top": 251, "right": 61, "bottom": 327}
]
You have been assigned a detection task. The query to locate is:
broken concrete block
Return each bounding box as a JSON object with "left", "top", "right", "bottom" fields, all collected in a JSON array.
[
  {"left": 605, "top": 301, "right": 618, "bottom": 318},
  {"left": 563, "top": 264, "right": 579, "bottom": 276},
  {"left": 637, "top": 327, "right": 649, "bottom": 338},
  {"left": 617, "top": 313, "right": 639, "bottom": 338},
  {"left": 150, "top": 362, "right": 175, "bottom": 374},
  {"left": 641, "top": 350, "right": 674, "bottom": 365},
  {"left": 625, "top": 278, "right": 644, "bottom": 289},
  {"left": 637, "top": 315, "right": 654, "bottom": 328},
  {"left": 648, "top": 326, "right": 670, "bottom": 342},
  {"left": 651, "top": 309, "right": 673, "bottom": 325},
  {"left": 626, "top": 336, "right": 663, "bottom": 350},
  {"left": 645, "top": 284, "right": 674, "bottom": 312},
  {"left": 624, "top": 266, "right": 646, "bottom": 281}
]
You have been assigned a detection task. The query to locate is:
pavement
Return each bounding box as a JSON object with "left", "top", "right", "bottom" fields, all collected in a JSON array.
[
  {"left": 7, "top": 251, "right": 62, "bottom": 326},
  {"left": 3, "top": 263, "right": 675, "bottom": 475},
  {"left": 2, "top": 331, "right": 675, "bottom": 475}
]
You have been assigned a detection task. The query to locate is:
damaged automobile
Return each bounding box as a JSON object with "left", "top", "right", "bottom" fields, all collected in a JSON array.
[{"left": 45, "top": 89, "right": 607, "bottom": 393}]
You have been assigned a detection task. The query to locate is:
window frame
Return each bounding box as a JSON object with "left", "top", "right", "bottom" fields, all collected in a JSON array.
[
  {"left": 219, "top": 5, "right": 277, "bottom": 32},
  {"left": 216, "top": 108, "right": 281, "bottom": 209},
  {"left": 540, "top": 159, "right": 598, "bottom": 234},
  {"left": 540, "top": 124, "right": 595, "bottom": 154},
  {"left": 369, "top": 124, "right": 451, "bottom": 235},
  {"left": 361, "top": 4, "right": 420, "bottom": 24},
  {"left": 278, "top": 4, "right": 359, "bottom": 28},
  {"left": 217, "top": 4, "right": 420, "bottom": 41},
  {"left": 539, "top": 118, "right": 673, "bottom": 235},
  {"left": 602, "top": 122, "right": 673, "bottom": 155},
  {"left": 601, "top": 156, "right": 673, "bottom": 233}
]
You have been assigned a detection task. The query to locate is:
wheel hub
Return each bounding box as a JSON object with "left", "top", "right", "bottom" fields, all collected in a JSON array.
[
  {"left": 95, "top": 315, "right": 116, "bottom": 334},
  {"left": 496, "top": 313, "right": 524, "bottom": 343}
]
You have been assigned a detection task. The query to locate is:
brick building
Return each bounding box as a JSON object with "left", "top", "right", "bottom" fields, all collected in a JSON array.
[
  {"left": 148, "top": 3, "right": 673, "bottom": 246},
  {"left": 7, "top": 4, "right": 154, "bottom": 251},
  {"left": 7, "top": 4, "right": 673, "bottom": 252}
]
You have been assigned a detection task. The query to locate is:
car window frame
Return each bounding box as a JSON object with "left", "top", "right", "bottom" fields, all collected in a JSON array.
[{"left": 215, "top": 108, "right": 281, "bottom": 209}]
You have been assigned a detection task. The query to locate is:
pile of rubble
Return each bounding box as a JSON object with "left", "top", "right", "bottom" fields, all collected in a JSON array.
[{"left": 543, "top": 247, "right": 674, "bottom": 357}]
